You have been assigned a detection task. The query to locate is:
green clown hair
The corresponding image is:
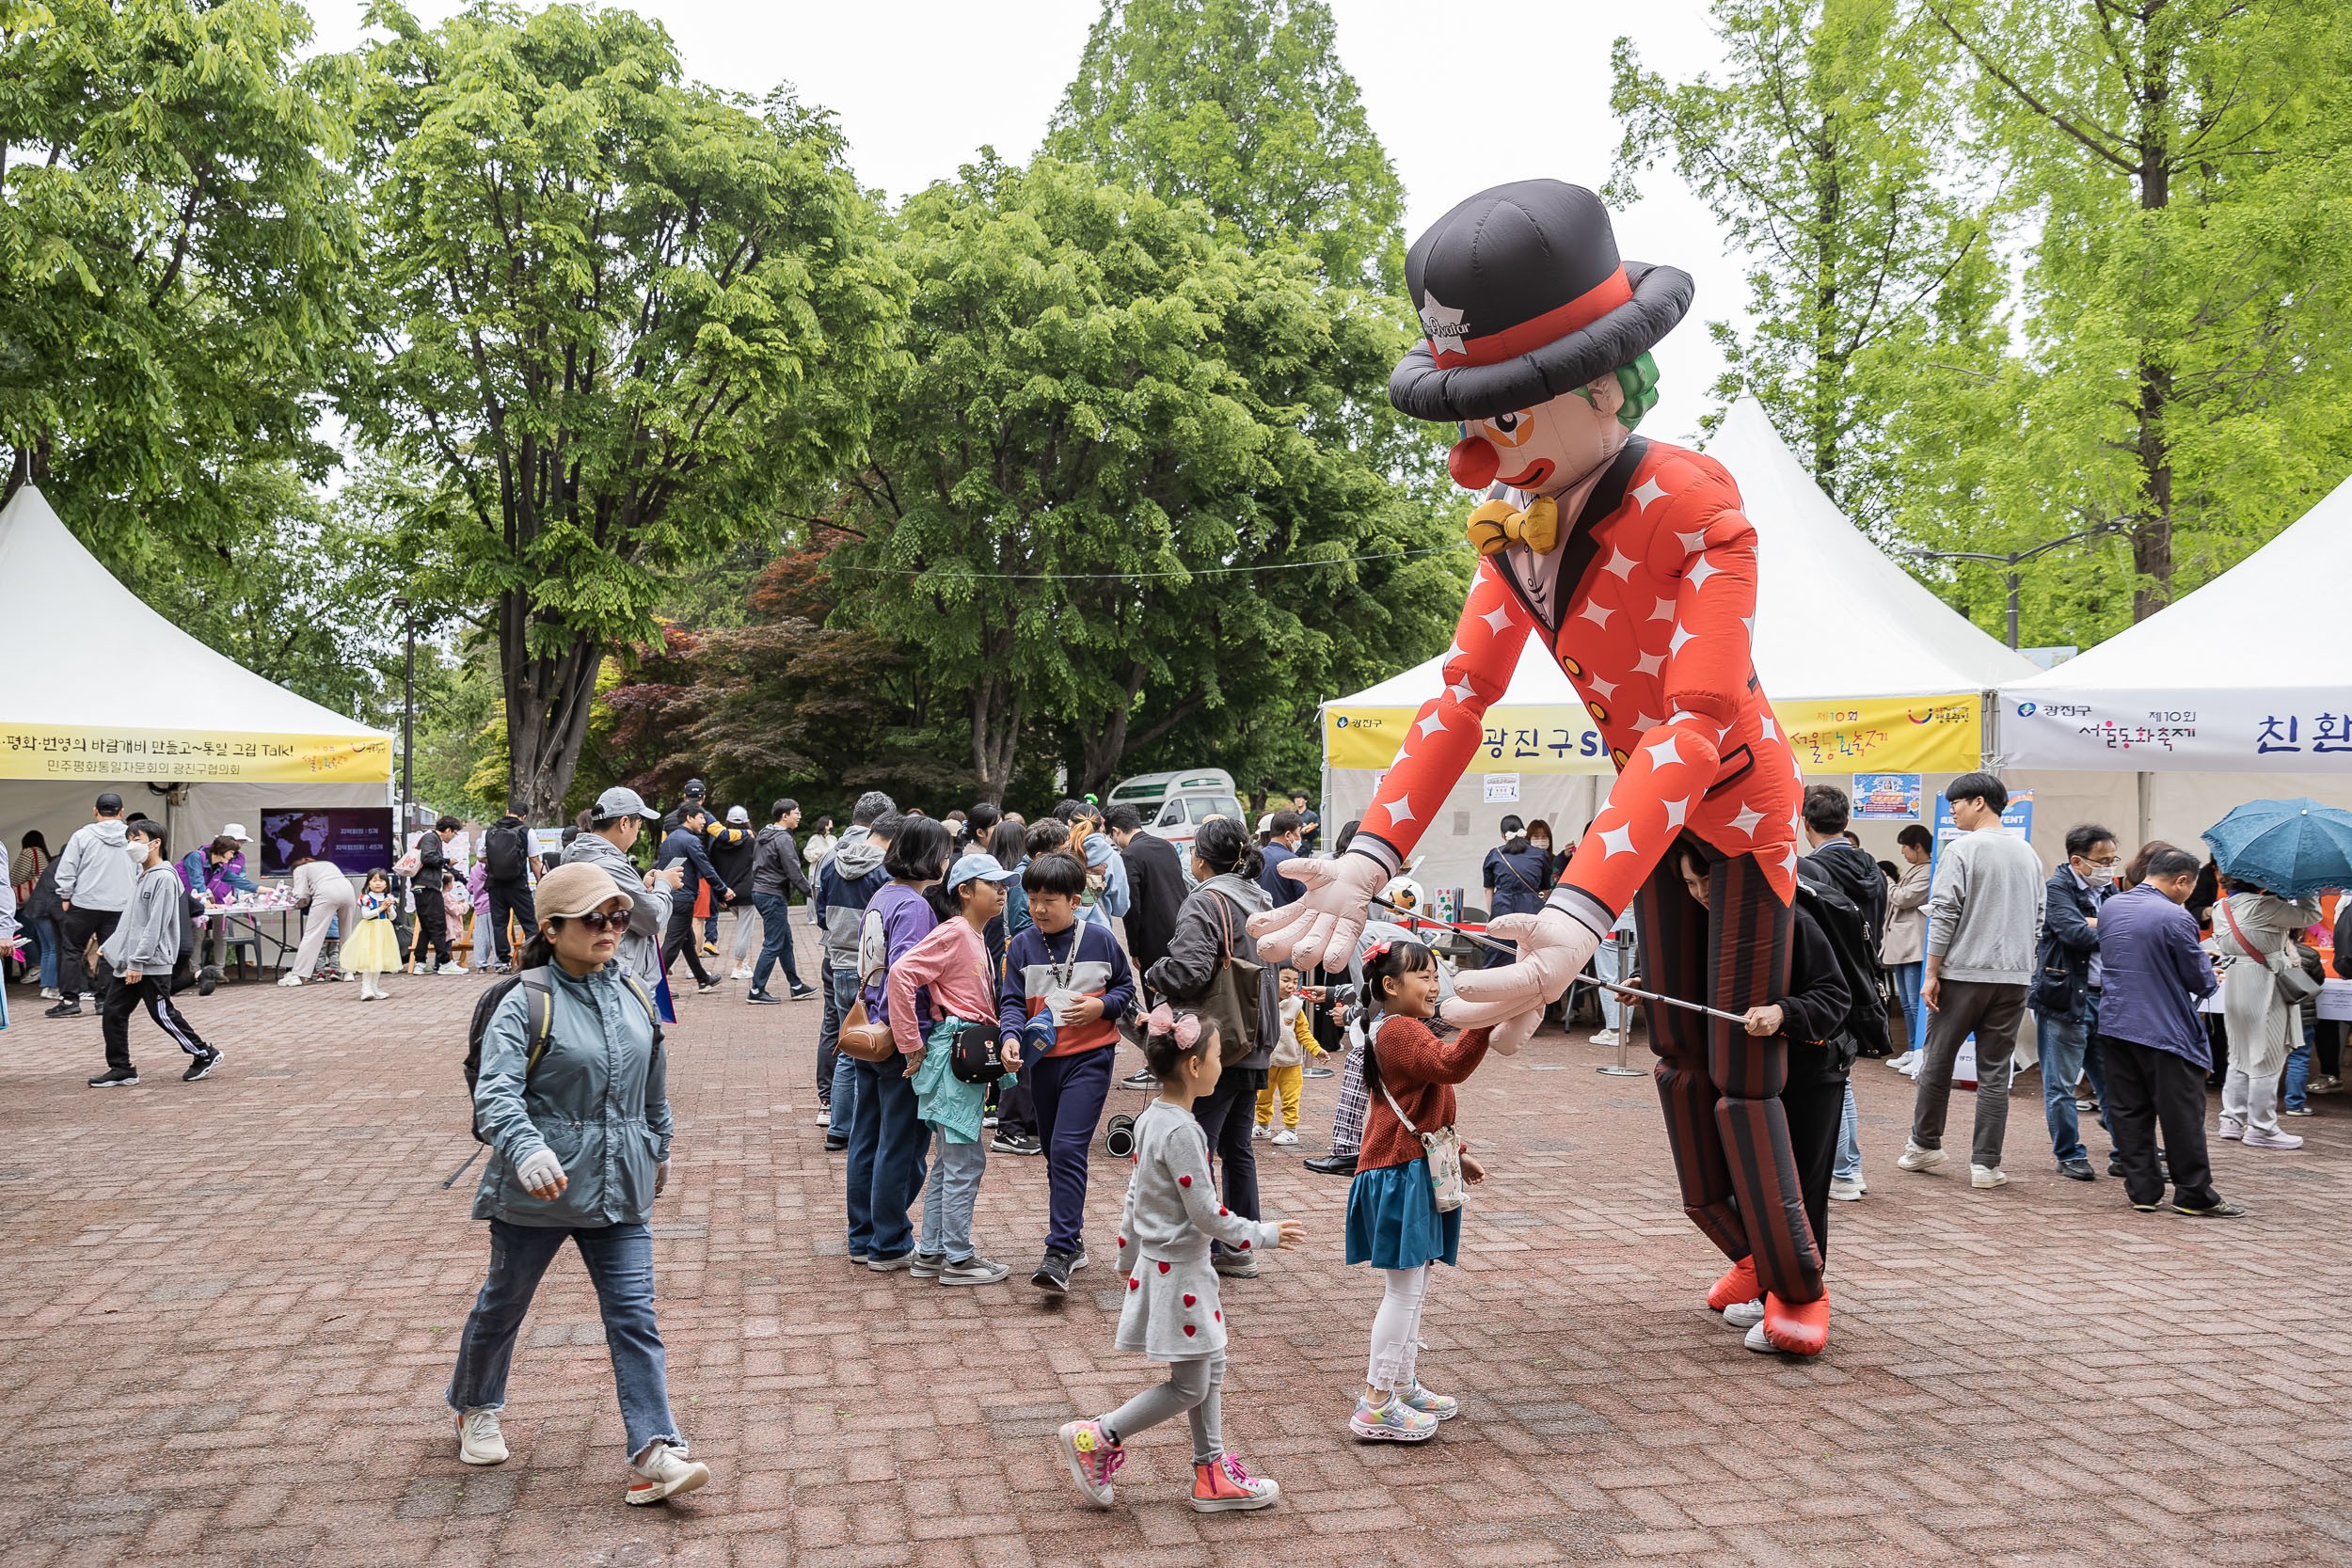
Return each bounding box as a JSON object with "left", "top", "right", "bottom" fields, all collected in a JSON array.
[{"left": 1571, "top": 351, "right": 1661, "bottom": 430}]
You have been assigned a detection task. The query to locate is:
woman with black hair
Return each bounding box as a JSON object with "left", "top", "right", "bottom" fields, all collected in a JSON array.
[
  {"left": 846, "top": 816, "right": 951, "bottom": 1269},
  {"left": 1144, "top": 816, "right": 1278, "bottom": 1279},
  {"left": 1480, "top": 816, "right": 1551, "bottom": 969}
]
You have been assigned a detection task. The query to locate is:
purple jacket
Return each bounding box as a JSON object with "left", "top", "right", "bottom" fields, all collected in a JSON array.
[
  {"left": 863, "top": 882, "right": 939, "bottom": 1030},
  {"left": 2092, "top": 883, "right": 2217, "bottom": 1065}
]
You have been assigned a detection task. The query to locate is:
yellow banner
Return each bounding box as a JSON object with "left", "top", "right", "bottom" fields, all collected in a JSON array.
[
  {"left": 1327, "top": 693, "right": 1981, "bottom": 775},
  {"left": 1775, "top": 694, "right": 1981, "bottom": 773},
  {"left": 0, "top": 723, "right": 393, "bottom": 784},
  {"left": 1326, "top": 705, "right": 1611, "bottom": 773}
]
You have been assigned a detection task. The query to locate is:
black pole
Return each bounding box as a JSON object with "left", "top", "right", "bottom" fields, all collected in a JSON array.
[
  {"left": 398, "top": 602, "right": 416, "bottom": 832},
  {"left": 2006, "top": 555, "right": 2021, "bottom": 650}
]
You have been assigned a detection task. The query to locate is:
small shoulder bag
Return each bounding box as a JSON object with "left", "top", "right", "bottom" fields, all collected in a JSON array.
[
  {"left": 2220, "top": 897, "right": 2322, "bottom": 1007},
  {"left": 1371, "top": 1043, "right": 1465, "bottom": 1213}
]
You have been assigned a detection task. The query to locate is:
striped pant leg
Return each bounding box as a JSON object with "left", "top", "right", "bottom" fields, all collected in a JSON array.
[
  {"left": 1633, "top": 838, "right": 1746, "bottom": 1261},
  {"left": 143, "top": 985, "right": 212, "bottom": 1058},
  {"left": 1330, "top": 1035, "right": 1370, "bottom": 1158},
  {"left": 1704, "top": 850, "right": 1820, "bottom": 1304}
]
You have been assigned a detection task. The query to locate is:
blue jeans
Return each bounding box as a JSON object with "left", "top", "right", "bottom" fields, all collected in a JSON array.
[
  {"left": 1834, "top": 1083, "right": 1861, "bottom": 1181},
  {"left": 918, "top": 1131, "right": 989, "bottom": 1262},
  {"left": 1595, "top": 930, "right": 1631, "bottom": 1031},
  {"left": 1890, "top": 961, "right": 1924, "bottom": 1052},
  {"left": 847, "top": 1051, "right": 928, "bottom": 1259},
  {"left": 1030, "top": 1044, "right": 1113, "bottom": 1255},
  {"left": 819, "top": 967, "right": 862, "bottom": 1131},
  {"left": 2286, "top": 1021, "right": 2314, "bottom": 1111},
  {"left": 30, "top": 916, "right": 60, "bottom": 990},
  {"left": 447, "top": 1219, "right": 682, "bottom": 1461},
  {"left": 749, "top": 893, "right": 806, "bottom": 994},
  {"left": 2039, "top": 990, "right": 2106, "bottom": 1163}
]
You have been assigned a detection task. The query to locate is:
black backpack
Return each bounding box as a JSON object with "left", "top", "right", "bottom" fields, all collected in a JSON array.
[
  {"left": 1792, "top": 864, "right": 1889, "bottom": 1061},
  {"left": 462, "top": 967, "right": 662, "bottom": 1142},
  {"left": 484, "top": 821, "right": 529, "bottom": 882}
]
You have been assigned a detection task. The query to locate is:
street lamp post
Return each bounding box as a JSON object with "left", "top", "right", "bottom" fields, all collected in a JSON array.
[
  {"left": 390, "top": 596, "right": 416, "bottom": 832},
  {"left": 1904, "top": 525, "right": 2120, "bottom": 650}
]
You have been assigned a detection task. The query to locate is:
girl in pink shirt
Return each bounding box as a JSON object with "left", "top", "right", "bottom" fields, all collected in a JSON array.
[{"left": 886, "top": 851, "right": 1021, "bottom": 1285}]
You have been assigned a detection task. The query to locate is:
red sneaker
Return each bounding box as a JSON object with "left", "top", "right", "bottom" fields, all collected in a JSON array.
[
  {"left": 1706, "top": 1256, "right": 1759, "bottom": 1312},
  {"left": 1761, "top": 1291, "right": 1830, "bottom": 1356},
  {"left": 1191, "top": 1452, "right": 1280, "bottom": 1513}
]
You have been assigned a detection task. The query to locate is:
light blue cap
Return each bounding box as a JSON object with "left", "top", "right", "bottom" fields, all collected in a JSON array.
[{"left": 946, "top": 851, "right": 1017, "bottom": 891}]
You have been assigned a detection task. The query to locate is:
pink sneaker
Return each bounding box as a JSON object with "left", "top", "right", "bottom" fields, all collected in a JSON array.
[
  {"left": 1191, "top": 1452, "right": 1279, "bottom": 1512},
  {"left": 1057, "top": 1418, "right": 1123, "bottom": 1506}
]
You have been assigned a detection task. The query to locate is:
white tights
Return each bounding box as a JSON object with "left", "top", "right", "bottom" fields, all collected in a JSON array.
[{"left": 1366, "top": 1266, "right": 1429, "bottom": 1392}]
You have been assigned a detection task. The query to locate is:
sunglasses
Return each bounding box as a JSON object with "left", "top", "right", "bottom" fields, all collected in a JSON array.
[{"left": 553, "top": 909, "right": 628, "bottom": 933}]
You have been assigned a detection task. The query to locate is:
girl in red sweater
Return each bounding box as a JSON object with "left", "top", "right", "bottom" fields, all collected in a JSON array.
[{"left": 1343, "top": 940, "right": 1490, "bottom": 1442}]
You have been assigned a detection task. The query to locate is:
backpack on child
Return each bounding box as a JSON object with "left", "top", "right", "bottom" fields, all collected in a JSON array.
[{"left": 462, "top": 967, "right": 663, "bottom": 1141}]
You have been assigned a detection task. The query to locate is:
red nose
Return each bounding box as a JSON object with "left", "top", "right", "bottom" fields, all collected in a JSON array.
[{"left": 1448, "top": 436, "right": 1500, "bottom": 491}]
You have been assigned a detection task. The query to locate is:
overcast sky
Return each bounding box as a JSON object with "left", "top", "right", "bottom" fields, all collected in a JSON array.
[{"left": 305, "top": 0, "right": 1746, "bottom": 444}]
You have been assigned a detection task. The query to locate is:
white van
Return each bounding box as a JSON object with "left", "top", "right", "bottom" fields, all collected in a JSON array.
[{"left": 1107, "top": 768, "right": 1245, "bottom": 855}]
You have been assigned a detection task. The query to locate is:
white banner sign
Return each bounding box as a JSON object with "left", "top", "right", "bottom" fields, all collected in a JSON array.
[
  {"left": 1483, "top": 772, "right": 1520, "bottom": 803},
  {"left": 2001, "top": 688, "right": 2352, "bottom": 772}
]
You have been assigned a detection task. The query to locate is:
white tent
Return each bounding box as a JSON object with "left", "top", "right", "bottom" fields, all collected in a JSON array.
[
  {"left": 1322, "top": 399, "right": 2038, "bottom": 894},
  {"left": 1997, "top": 468, "right": 2352, "bottom": 847},
  {"left": 0, "top": 485, "right": 391, "bottom": 871}
]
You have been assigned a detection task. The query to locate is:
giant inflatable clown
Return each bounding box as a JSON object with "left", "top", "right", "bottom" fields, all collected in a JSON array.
[{"left": 1250, "top": 182, "right": 1828, "bottom": 1355}]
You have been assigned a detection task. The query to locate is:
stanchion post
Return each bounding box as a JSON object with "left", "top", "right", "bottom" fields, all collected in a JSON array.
[{"left": 1597, "top": 927, "right": 1645, "bottom": 1076}]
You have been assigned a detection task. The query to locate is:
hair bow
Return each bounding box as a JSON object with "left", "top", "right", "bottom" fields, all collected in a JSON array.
[
  {"left": 1143, "top": 1004, "right": 1201, "bottom": 1047},
  {"left": 1359, "top": 940, "right": 1393, "bottom": 964}
]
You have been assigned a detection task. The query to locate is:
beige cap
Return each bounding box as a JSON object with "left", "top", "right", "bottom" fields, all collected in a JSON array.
[{"left": 535, "top": 862, "right": 632, "bottom": 921}]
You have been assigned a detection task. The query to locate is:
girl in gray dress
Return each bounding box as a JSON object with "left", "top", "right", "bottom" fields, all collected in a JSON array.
[{"left": 1057, "top": 1006, "right": 1302, "bottom": 1513}]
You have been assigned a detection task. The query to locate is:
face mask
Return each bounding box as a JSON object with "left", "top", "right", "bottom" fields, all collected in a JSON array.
[
  {"left": 2081, "top": 862, "right": 2118, "bottom": 885},
  {"left": 126, "top": 844, "right": 150, "bottom": 866}
]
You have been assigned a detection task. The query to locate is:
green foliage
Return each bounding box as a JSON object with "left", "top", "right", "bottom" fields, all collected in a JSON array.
[
  {"left": 343, "top": 1, "right": 905, "bottom": 817},
  {"left": 0, "top": 0, "right": 359, "bottom": 556},
  {"left": 1611, "top": 0, "right": 1997, "bottom": 535},
  {"left": 1045, "top": 0, "right": 1405, "bottom": 291},
  {"left": 824, "top": 156, "right": 1462, "bottom": 802}
]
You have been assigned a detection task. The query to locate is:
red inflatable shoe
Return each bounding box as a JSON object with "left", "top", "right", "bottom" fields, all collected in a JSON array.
[
  {"left": 1707, "top": 1257, "right": 1759, "bottom": 1313},
  {"left": 1761, "top": 1291, "right": 1829, "bottom": 1356}
]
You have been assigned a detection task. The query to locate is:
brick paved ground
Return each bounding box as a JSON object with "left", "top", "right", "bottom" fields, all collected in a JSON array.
[{"left": 3, "top": 926, "right": 2349, "bottom": 1567}]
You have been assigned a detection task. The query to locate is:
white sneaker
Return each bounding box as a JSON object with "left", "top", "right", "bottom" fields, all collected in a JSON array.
[
  {"left": 1743, "top": 1320, "right": 1777, "bottom": 1354},
  {"left": 731, "top": 966, "right": 753, "bottom": 980},
  {"left": 1887, "top": 1050, "right": 1920, "bottom": 1071},
  {"left": 40, "top": 987, "right": 59, "bottom": 1001},
  {"left": 439, "top": 963, "right": 469, "bottom": 976},
  {"left": 627, "top": 1441, "right": 709, "bottom": 1505},
  {"left": 1589, "top": 1029, "right": 1622, "bottom": 1047},
  {"left": 456, "top": 1407, "right": 507, "bottom": 1465},
  {"left": 1970, "top": 1164, "right": 2008, "bottom": 1189},
  {"left": 1251, "top": 1123, "right": 1271, "bottom": 1141},
  {"left": 2217, "top": 1116, "right": 2245, "bottom": 1141},
  {"left": 1896, "top": 1142, "right": 1947, "bottom": 1172},
  {"left": 277, "top": 974, "right": 303, "bottom": 989},
  {"left": 1828, "top": 1177, "right": 1865, "bottom": 1202},
  {"left": 1722, "top": 1297, "right": 1765, "bottom": 1329},
  {"left": 1271, "top": 1128, "right": 1298, "bottom": 1146}
]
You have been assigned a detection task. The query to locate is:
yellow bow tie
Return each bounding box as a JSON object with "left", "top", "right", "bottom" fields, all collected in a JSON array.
[{"left": 1467, "top": 495, "right": 1559, "bottom": 556}]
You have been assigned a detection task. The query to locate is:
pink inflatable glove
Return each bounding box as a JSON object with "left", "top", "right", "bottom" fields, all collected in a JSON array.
[
  {"left": 1444, "top": 911, "right": 1601, "bottom": 1056},
  {"left": 1245, "top": 850, "right": 1391, "bottom": 972}
]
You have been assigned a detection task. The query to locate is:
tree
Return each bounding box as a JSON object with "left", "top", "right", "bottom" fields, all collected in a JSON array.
[
  {"left": 1045, "top": 0, "right": 1405, "bottom": 291},
  {"left": 0, "top": 0, "right": 358, "bottom": 561},
  {"left": 1609, "top": 0, "right": 1999, "bottom": 536},
  {"left": 823, "top": 156, "right": 1460, "bottom": 803},
  {"left": 343, "top": 1, "right": 904, "bottom": 820},
  {"left": 1918, "top": 0, "right": 2352, "bottom": 626}
]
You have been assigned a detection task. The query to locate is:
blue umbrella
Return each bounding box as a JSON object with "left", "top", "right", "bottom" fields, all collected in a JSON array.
[{"left": 2201, "top": 798, "right": 2352, "bottom": 897}]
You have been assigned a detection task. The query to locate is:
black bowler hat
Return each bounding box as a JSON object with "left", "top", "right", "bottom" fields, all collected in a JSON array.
[{"left": 1389, "top": 180, "right": 1692, "bottom": 424}]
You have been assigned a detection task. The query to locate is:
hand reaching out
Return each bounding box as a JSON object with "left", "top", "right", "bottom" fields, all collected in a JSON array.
[
  {"left": 1245, "top": 850, "right": 1390, "bottom": 971},
  {"left": 1444, "top": 910, "right": 1602, "bottom": 1055},
  {"left": 1274, "top": 1219, "right": 1304, "bottom": 1251}
]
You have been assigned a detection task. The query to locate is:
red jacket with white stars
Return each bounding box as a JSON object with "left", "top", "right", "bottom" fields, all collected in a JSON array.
[{"left": 1355, "top": 435, "right": 1801, "bottom": 936}]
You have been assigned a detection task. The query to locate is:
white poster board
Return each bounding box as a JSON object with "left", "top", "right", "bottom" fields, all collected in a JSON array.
[{"left": 1483, "top": 773, "right": 1520, "bottom": 803}]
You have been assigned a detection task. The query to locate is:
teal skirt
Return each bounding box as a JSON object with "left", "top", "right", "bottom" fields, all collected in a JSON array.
[{"left": 1344, "top": 1158, "right": 1460, "bottom": 1269}]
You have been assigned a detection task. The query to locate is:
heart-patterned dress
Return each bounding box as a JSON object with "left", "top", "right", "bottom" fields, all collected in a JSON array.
[{"left": 1113, "top": 1100, "right": 1281, "bottom": 1361}]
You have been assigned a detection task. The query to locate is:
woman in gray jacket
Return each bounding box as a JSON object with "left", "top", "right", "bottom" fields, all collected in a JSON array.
[
  {"left": 446, "top": 861, "right": 709, "bottom": 1506},
  {"left": 1145, "top": 816, "right": 1278, "bottom": 1278}
]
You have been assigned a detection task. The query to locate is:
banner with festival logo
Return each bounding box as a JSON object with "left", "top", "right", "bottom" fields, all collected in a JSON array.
[{"left": 0, "top": 723, "right": 392, "bottom": 784}]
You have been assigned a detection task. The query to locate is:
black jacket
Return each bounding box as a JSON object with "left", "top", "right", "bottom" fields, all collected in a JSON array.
[
  {"left": 1805, "top": 839, "right": 1888, "bottom": 951},
  {"left": 1120, "top": 831, "right": 1188, "bottom": 978},
  {"left": 2032, "top": 866, "right": 2105, "bottom": 1015},
  {"left": 415, "top": 831, "right": 450, "bottom": 882},
  {"left": 658, "top": 825, "right": 728, "bottom": 903},
  {"left": 707, "top": 822, "right": 757, "bottom": 893},
  {"left": 1779, "top": 895, "right": 1855, "bottom": 1089}
]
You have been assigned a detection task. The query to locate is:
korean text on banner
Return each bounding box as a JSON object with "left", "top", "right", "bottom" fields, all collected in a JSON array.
[
  {"left": 2002, "top": 691, "right": 2352, "bottom": 773},
  {"left": 0, "top": 723, "right": 392, "bottom": 784},
  {"left": 1325, "top": 705, "right": 1609, "bottom": 773},
  {"left": 1774, "top": 695, "right": 1980, "bottom": 773}
]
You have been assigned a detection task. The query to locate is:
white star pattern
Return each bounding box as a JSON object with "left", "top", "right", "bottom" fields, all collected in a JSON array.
[
  {"left": 1741, "top": 614, "right": 1756, "bottom": 639},
  {"left": 1387, "top": 795, "right": 1418, "bottom": 827},
  {"left": 1583, "top": 673, "right": 1620, "bottom": 700},
  {"left": 1676, "top": 527, "right": 1710, "bottom": 554},
  {"left": 1419, "top": 293, "right": 1469, "bottom": 358},
  {"left": 1668, "top": 623, "right": 1697, "bottom": 657},
  {"left": 1782, "top": 845, "right": 1801, "bottom": 875},
  {"left": 1631, "top": 476, "right": 1669, "bottom": 511},
  {"left": 1598, "top": 824, "right": 1638, "bottom": 857},
  {"left": 1629, "top": 710, "right": 1662, "bottom": 733},
  {"left": 1417, "top": 710, "right": 1448, "bottom": 738},
  {"left": 1645, "top": 735, "right": 1682, "bottom": 768},
  {"left": 1632, "top": 650, "right": 1664, "bottom": 678},
  {"left": 1685, "top": 555, "right": 1720, "bottom": 590},
  {"left": 1759, "top": 714, "right": 1777, "bottom": 740},
  {"left": 1602, "top": 547, "right": 1639, "bottom": 579},
  {"left": 1449, "top": 677, "right": 1476, "bottom": 705},
  {"left": 1649, "top": 595, "right": 1677, "bottom": 622},
  {"left": 1578, "top": 600, "right": 1614, "bottom": 628},
  {"left": 1661, "top": 795, "right": 1690, "bottom": 830},
  {"left": 1728, "top": 803, "right": 1765, "bottom": 837},
  {"left": 1480, "top": 605, "right": 1516, "bottom": 636},
  {"left": 1666, "top": 709, "right": 1695, "bottom": 725}
]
